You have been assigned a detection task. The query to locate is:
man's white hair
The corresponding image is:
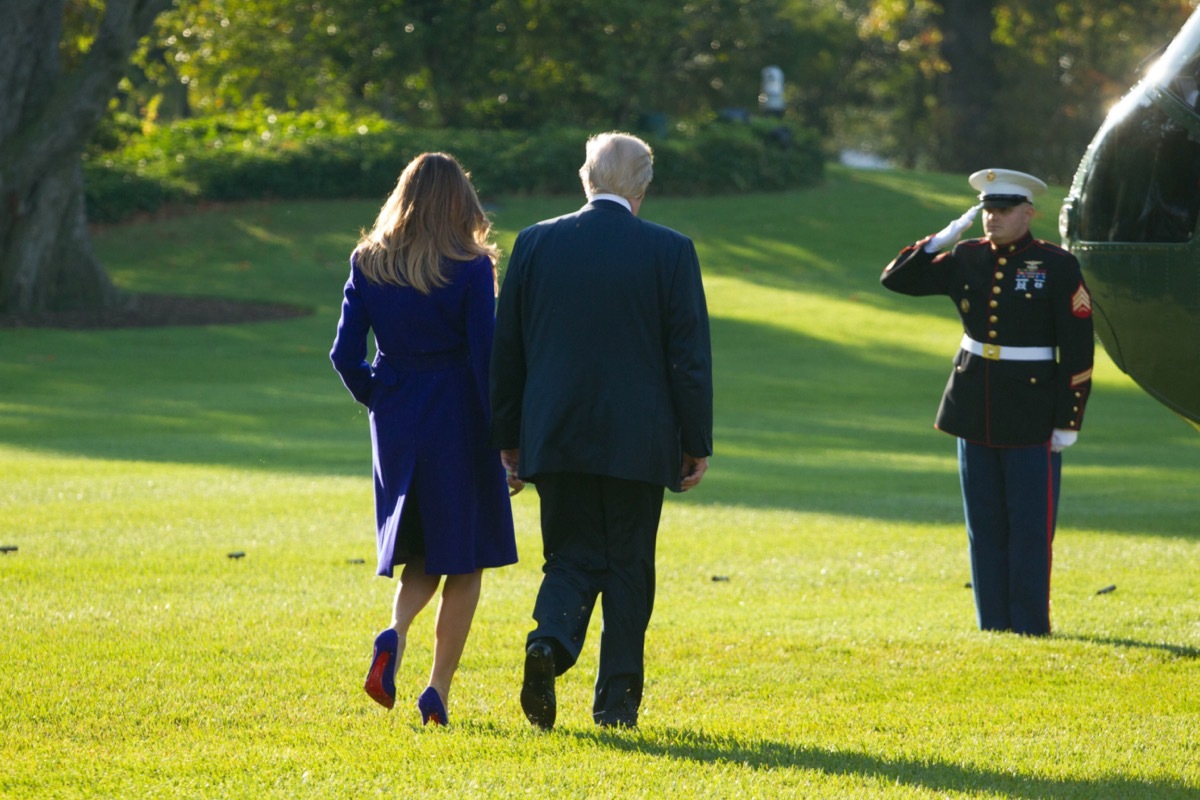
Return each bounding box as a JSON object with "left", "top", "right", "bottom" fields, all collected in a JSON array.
[{"left": 579, "top": 132, "right": 654, "bottom": 200}]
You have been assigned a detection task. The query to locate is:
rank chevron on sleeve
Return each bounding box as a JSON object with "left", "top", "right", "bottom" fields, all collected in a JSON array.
[{"left": 1071, "top": 284, "right": 1092, "bottom": 318}]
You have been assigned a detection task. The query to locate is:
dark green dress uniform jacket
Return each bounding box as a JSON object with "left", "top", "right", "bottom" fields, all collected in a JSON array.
[
  {"left": 881, "top": 232, "right": 1095, "bottom": 447},
  {"left": 490, "top": 199, "right": 713, "bottom": 491}
]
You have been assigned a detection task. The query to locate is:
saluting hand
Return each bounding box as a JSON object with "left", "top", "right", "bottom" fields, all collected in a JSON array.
[{"left": 925, "top": 203, "right": 983, "bottom": 252}]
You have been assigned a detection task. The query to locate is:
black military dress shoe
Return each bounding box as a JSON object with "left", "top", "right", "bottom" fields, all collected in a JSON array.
[{"left": 521, "top": 640, "right": 557, "bottom": 730}]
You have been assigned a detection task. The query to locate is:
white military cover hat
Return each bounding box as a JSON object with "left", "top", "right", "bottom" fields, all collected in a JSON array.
[{"left": 968, "top": 168, "right": 1047, "bottom": 208}]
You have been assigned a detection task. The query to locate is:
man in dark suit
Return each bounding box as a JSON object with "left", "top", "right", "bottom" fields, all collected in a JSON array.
[
  {"left": 490, "top": 131, "right": 713, "bottom": 729},
  {"left": 881, "top": 168, "right": 1094, "bottom": 636}
]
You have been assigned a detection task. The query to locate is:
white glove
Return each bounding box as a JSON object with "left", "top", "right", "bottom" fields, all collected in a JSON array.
[
  {"left": 1050, "top": 429, "right": 1078, "bottom": 452},
  {"left": 924, "top": 203, "right": 982, "bottom": 252}
]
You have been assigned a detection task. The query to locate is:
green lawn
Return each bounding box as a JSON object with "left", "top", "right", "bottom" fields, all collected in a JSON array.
[{"left": 1, "top": 165, "right": 1198, "bottom": 799}]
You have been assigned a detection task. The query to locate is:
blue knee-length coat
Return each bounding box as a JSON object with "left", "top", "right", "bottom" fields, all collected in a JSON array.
[{"left": 331, "top": 254, "right": 517, "bottom": 577}]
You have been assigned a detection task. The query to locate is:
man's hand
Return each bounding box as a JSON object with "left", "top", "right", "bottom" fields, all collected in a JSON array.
[
  {"left": 924, "top": 203, "right": 982, "bottom": 252},
  {"left": 679, "top": 453, "right": 709, "bottom": 491},
  {"left": 501, "top": 448, "right": 524, "bottom": 496}
]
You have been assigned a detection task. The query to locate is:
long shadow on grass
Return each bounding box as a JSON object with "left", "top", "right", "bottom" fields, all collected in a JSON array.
[
  {"left": 1056, "top": 634, "right": 1200, "bottom": 659},
  {"left": 1, "top": 311, "right": 1196, "bottom": 537},
  {"left": 575, "top": 727, "right": 1197, "bottom": 799}
]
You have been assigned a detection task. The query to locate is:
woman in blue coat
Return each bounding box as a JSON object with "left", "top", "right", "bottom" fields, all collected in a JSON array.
[{"left": 331, "top": 153, "right": 518, "bottom": 724}]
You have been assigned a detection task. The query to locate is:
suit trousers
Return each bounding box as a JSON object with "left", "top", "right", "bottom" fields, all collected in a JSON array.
[
  {"left": 957, "top": 438, "right": 1062, "bottom": 635},
  {"left": 529, "top": 472, "right": 665, "bottom": 726}
]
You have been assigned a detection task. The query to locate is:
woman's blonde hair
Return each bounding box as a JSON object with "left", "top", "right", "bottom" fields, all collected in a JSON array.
[{"left": 353, "top": 152, "right": 499, "bottom": 293}]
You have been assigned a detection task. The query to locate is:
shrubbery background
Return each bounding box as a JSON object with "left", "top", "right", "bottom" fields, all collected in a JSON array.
[{"left": 83, "top": 111, "right": 825, "bottom": 224}]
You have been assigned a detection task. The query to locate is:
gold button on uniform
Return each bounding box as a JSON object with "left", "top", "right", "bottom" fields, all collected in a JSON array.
[
  {"left": 993, "top": 286, "right": 1002, "bottom": 295},
  {"left": 995, "top": 271, "right": 1004, "bottom": 280},
  {"left": 989, "top": 315, "right": 998, "bottom": 323},
  {"left": 1030, "top": 378, "right": 1038, "bottom": 385},
  {"left": 998, "top": 258, "right": 1007, "bottom": 266},
  {"left": 989, "top": 300, "right": 998, "bottom": 308},
  {"left": 988, "top": 331, "right": 998, "bottom": 339}
]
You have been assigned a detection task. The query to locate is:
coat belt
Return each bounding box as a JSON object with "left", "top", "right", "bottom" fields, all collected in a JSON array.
[{"left": 960, "top": 334, "right": 1054, "bottom": 362}]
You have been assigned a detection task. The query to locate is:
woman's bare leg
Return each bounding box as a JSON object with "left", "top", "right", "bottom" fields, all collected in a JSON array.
[
  {"left": 389, "top": 557, "right": 441, "bottom": 671},
  {"left": 426, "top": 569, "right": 483, "bottom": 703}
]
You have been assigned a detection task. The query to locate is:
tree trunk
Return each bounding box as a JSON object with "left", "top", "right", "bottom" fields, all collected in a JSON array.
[
  {"left": 934, "top": 0, "right": 1000, "bottom": 172},
  {"left": 0, "top": 0, "right": 172, "bottom": 315},
  {"left": 5, "top": 158, "right": 122, "bottom": 312}
]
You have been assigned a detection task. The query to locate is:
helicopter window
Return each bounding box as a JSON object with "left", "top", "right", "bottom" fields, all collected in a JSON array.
[
  {"left": 1077, "top": 101, "right": 1200, "bottom": 243},
  {"left": 1166, "top": 54, "right": 1200, "bottom": 109}
]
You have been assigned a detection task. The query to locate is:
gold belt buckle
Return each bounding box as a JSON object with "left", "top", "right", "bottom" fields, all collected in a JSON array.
[{"left": 982, "top": 343, "right": 1002, "bottom": 361}]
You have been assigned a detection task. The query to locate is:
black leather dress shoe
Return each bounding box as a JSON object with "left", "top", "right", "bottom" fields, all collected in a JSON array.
[{"left": 521, "top": 640, "right": 557, "bottom": 730}]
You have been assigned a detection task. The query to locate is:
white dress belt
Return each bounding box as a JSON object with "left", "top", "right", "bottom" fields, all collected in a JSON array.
[{"left": 960, "top": 334, "right": 1054, "bottom": 362}]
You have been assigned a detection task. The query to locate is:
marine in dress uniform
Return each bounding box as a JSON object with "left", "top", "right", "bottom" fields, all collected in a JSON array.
[{"left": 881, "top": 169, "right": 1095, "bottom": 635}]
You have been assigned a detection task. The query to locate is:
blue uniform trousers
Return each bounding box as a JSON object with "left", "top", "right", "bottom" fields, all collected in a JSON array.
[{"left": 957, "top": 439, "right": 1061, "bottom": 635}]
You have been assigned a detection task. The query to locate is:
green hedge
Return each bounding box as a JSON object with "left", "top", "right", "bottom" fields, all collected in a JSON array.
[{"left": 83, "top": 111, "right": 824, "bottom": 224}]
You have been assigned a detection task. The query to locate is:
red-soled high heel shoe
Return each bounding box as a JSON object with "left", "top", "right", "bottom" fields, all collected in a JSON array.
[{"left": 363, "top": 629, "right": 399, "bottom": 710}]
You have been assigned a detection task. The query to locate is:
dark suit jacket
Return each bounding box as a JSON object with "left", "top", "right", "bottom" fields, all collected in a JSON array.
[
  {"left": 881, "top": 232, "right": 1094, "bottom": 446},
  {"left": 490, "top": 199, "right": 713, "bottom": 491}
]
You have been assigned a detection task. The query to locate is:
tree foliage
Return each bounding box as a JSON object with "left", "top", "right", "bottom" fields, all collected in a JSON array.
[
  {"left": 850, "top": 0, "right": 1198, "bottom": 179},
  {"left": 139, "top": 0, "right": 859, "bottom": 131},
  {"left": 118, "top": 0, "right": 1198, "bottom": 180}
]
